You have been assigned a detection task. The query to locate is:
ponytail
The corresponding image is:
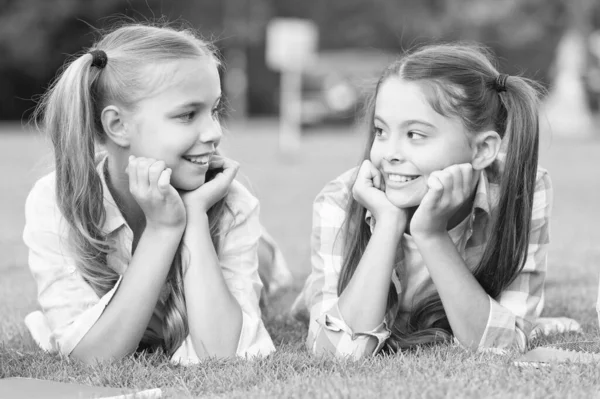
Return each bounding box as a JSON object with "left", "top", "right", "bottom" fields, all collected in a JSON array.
[
  {"left": 34, "top": 52, "right": 118, "bottom": 296},
  {"left": 472, "top": 76, "right": 541, "bottom": 296}
]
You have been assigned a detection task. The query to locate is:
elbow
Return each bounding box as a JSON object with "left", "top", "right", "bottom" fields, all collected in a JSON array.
[{"left": 70, "top": 341, "right": 134, "bottom": 365}]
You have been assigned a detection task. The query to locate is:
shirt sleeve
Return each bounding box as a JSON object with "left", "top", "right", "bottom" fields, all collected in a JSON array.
[
  {"left": 477, "top": 169, "right": 552, "bottom": 352},
  {"left": 171, "top": 182, "right": 275, "bottom": 364},
  {"left": 302, "top": 173, "right": 391, "bottom": 359},
  {"left": 22, "top": 175, "right": 120, "bottom": 356}
]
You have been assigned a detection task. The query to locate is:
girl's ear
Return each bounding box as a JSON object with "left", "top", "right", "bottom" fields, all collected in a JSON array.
[
  {"left": 101, "top": 105, "right": 130, "bottom": 148},
  {"left": 471, "top": 130, "right": 501, "bottom": 170}
]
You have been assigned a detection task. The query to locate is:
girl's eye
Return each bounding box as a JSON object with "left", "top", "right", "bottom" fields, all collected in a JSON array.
[
  {"left": 177, "top": 111, "right": 196, "bottom": 122},
  {"left": 407, "top": 131, "right": 425, "bottom": 140},
  {"left": 374, "top": 127, "right": 384, "bottom": 137}
]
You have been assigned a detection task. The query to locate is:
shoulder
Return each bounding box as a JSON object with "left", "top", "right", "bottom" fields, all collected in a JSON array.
[
  {"left": 314, "top": 167, "right": 358, "bottom": 211},
  {"left": 25, "top": 171, "right": 59, "bottom": 219}
]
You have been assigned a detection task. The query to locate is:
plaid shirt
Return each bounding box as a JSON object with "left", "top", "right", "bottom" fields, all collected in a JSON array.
[
  {"left": 23, "top": 156, "right": 275, "bottom": 364},
  {"left": 293, "top": 161, "right": 551, "bottom": 358}
]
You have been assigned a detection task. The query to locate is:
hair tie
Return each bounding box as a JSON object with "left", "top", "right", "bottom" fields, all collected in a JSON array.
[
  {"left": 89, "top": 49, "right": 108, "bottom": 69},
  {"left": 494, "top": 74, "right": 509, "bottom": 93}
]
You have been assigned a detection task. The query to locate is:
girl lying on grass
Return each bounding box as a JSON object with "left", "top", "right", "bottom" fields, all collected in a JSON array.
[
  {"left": 23, "top": 23, "right": 281, "bottom": 364},
  {"left": 292, "top": 42, "right": 580, "bottom": 358}
]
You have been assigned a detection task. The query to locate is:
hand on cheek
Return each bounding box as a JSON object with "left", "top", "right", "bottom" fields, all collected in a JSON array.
[
  {"left": 180, "top": 155, "right": 239, "bottom": 216},
  {"left": 126, "top": 155, "right": 186, "bottom": 230},
  {"left": 352, "top": 160, "right": 406, "bottom": 227},
  {"left": 410, "top": 163, "right": 475, "bottom": 236}
]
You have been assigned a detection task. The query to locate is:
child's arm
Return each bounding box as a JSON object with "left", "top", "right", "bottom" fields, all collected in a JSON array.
[
  {"left": 411, "top": 165, "right": 551, "bottom": 351},
  {"left": 24, "top": 159, "right": 186, "bottom": 364},
  {"left": 174, "top": 182, "right": 275, "bottom": 361},
  {"left": 176, "top": 159, "right": 274, "bottom": 360},
  {"left": 304, "top": 167, "right": 401, "bottom": 359}
]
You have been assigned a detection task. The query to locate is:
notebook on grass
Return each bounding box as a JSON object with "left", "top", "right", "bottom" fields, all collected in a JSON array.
[
  {"left": 0, "top": 377, "right": 162, "bottom": 399},
  {"left": 514, "top": 341, "right": 600, "bottom": 367}
]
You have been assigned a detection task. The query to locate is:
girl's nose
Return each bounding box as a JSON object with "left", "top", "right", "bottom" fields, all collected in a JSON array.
[
  {"left": 199, "top": 118, "right": 222, "bottom": 144},
  {"left": 383, "top": 140, "right": 405, "bottom": 163}
]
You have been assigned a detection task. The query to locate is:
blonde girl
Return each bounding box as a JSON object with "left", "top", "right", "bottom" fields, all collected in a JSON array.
[
  {"left": 23, "top": 23, "right": 275, "bottom": 364},
  {"left": 293, "top": 42, "right": 580, "bottom": 358}
]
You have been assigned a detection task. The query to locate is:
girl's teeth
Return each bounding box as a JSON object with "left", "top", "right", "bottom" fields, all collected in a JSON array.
[
  {"left": 389, "top": 174, "right": 418, "bottom": 183},
  {"left": 185, "top": 155, "right": 210, "bottom": 164}
]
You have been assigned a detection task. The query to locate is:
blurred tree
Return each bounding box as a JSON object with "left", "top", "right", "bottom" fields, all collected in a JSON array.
[{"left": 0, "top": 0, "right": 596, "bottom": 120}]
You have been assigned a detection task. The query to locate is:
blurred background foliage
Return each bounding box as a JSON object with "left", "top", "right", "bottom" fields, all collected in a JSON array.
[{"left": 0, "top": 0, "right": 598, "bottom": 120}]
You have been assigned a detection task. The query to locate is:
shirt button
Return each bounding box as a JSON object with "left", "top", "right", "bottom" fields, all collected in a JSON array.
[{"left": 67, "top": 266, "right": 76, "bottom": 274}]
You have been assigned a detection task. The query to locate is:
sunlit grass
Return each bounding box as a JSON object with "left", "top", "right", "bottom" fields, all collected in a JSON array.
[{"left": 1, "top": 121, "right": 600, "bottom": 398}]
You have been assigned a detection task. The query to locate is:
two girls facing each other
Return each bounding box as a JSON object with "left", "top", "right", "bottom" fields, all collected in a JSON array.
[
  {"left": 292, "top": 43, "right": 581, "bottom": 359},
  {"left": 23, "top": 22, "right": 578, "bottom": 365},
  {"left": 23, "top": 24, "right": 279, "bottom": 365}
]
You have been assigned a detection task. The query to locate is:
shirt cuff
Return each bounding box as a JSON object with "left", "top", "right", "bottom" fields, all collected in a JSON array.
[
  {"left": 477, "top": 296, "right": 526, "bottom": 352},
  {"left": 52, "top": 276, "right": 122, "bottom": 356},
  {"left": 313, "top": 303, "right": 391, "bottom": 358}
]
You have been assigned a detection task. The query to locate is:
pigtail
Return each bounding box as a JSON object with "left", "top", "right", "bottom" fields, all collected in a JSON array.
[
  {"left": 34, "top": 52, "right": 119, "bottom": 296},
  {"left": 472, "top": 76, "right": 542, "bottom": 296}
]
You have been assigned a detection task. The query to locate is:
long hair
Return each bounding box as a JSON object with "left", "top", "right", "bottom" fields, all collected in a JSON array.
[
  {"left": 33, "top": 23, "right": 229, "bottom": 356},
  {"left": 337, "top": 43, "right": 542, "bottom": 351}
]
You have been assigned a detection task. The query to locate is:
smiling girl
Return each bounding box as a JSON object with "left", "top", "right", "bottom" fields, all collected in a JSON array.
[
  {"left": 23, "top": 24, "right": 275, "bottom": 364},
  {"left": 292, "top": 43, "right": 579, "bottom": 358}
]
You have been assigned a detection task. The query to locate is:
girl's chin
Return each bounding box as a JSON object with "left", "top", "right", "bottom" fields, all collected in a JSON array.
[
  {"left": 385, "top": 191, "right": 424, "bottom": 209},
  {"left": 171, "top": 176, "right": 206, "bottom": 191}
]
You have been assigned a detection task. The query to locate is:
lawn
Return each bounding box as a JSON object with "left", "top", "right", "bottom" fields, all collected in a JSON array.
[{"left": 1, "top": 119, "right": 600, "bottom": 398}]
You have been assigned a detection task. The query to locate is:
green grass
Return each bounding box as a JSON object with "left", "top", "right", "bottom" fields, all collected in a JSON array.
[{"left": 1, "top": 119, "right": 600, "bottom": 398}]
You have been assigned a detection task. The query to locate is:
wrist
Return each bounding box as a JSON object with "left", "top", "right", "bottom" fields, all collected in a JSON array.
[
  {"left": 374, "top": 212, "right": 406, "bottom": 237},
  {"left": 144, "top": 222, "right": 185, "bottom": 239},
  {"left": 183, "top": 213, "right": 210, "bottom": 240},
  {"left": 412, "top": 229, "right": 449, "bottom": 245}
]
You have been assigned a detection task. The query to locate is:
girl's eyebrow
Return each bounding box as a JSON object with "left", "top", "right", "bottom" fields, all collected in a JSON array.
[
  {"left": 375, "top": 116, "right": 436, "bottom": 129},
  {"left": 172, "top": 95, "right": 222, "bottom": 110},
  {"left": 401, "top": 119, "right": 436, "bottom": 129}
]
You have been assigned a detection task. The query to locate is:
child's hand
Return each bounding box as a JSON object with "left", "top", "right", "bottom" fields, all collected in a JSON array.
[
  {"left": 126, "top": 156, "right": 186, "bottom": 230},
  {"left": 180, "top": 155, "right": 239, "bottom": 215},
  {"left": 352, "top": 160, "right": 406, "bottom": 224},
  {"left": 410, "top": 163, "right": 476, "bottom": 236}
]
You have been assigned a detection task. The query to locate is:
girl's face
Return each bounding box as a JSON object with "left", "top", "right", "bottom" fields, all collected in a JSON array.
[
  {"left": 125, "top": 58, "right": 222, "bottom": 191},
  {"left": 370, "top": 77, "right": 475, "bottom": 208}
]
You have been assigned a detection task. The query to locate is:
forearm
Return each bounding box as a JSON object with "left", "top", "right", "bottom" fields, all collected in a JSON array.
[
  {"left": 182, "top": 213, "right": 243, "bottom": 358},
  {"left": 413, "top": 232, "right": 490, "bottom": 349},
  {"left": 338, "top": 218, "right": 403, "bottom": 334},
  {"left": 71, "top": 225, "right": 183, "bottom": 363}
]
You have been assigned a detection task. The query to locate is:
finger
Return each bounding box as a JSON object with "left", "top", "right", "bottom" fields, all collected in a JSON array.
[
  {"left": 450, "top": 165, "right": 464, "bottom": 195},
  {"left": 373, "top": 174, "right": 382, "bottom": 190},
  {"left": 219, "top": 157, "right": 240, "bottom": 182},
  {"left": 459, "top": 163, "right": 474, "bottom": 197},
  {"left": 128, "top": 156, "right": 139, "bottom": 194},
  {"left": 148, "top": 160, "right": 166, "bottom": 189},
  {"left": 357, "top": 160, "right": 379, "bottom": 186},
  {"left": 136, "top": 158, "right": 155, "bottom": 191},
  {"left": 436, "top": 170, "right": 454, "bottom": 195},
  {"left": 420, "top": 173, "right": 444, "bottom": 209},
  {"left": 157, "top": 168, "right": 173, "bottom": 196},
  {"left": 208, "top": 155, "right": 225, "bottom": 170}
]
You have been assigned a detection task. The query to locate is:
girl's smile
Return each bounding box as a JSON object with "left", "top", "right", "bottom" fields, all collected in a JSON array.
[
  {"left": 125, "top": 58, "right": 222, "bottom": 191},
  {"left": 370, "top": 77, "right": 475, "bottom": 208}
]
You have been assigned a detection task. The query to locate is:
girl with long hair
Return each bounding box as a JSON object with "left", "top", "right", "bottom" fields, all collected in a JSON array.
[
  {"left": 23, "top": 23, "right": 276, "bottom": 364},
  {"left": 292, "top": 42, "right": 579, "bottom": 358}
]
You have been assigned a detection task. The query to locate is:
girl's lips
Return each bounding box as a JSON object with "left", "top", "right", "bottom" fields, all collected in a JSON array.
[{"left": 385, "top": 174, "right": 421, "bottom": 189}]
